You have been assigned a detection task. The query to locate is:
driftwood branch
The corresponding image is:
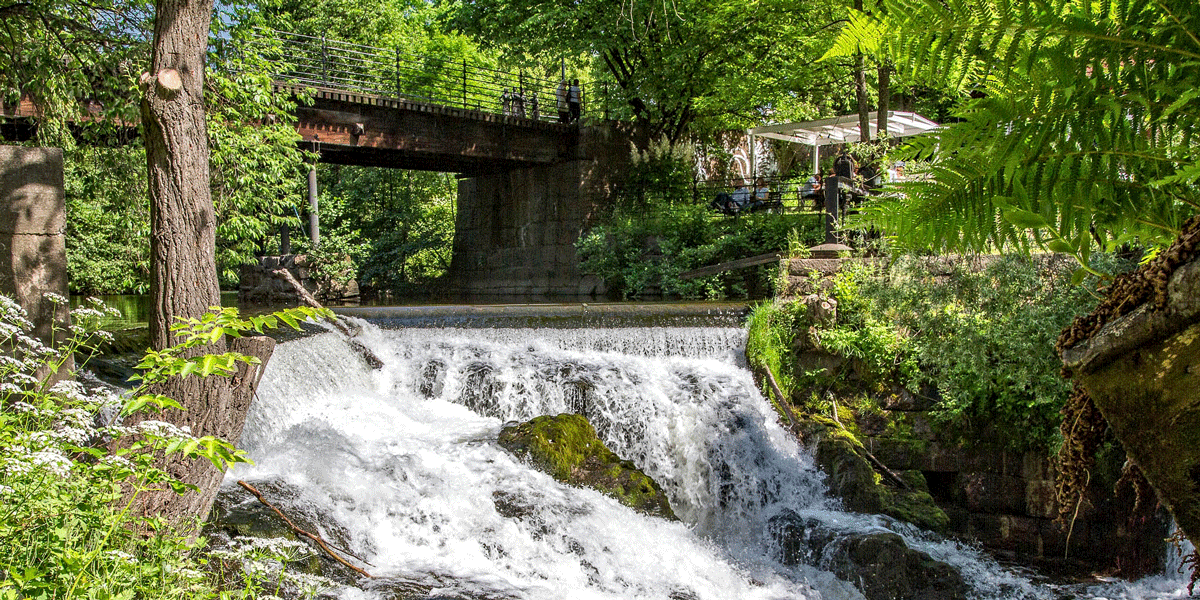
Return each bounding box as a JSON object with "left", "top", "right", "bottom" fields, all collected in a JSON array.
[
  {"left": 762, "top": 367, "right": 797, "bottom": 432},
  {"left": 271, "top": 268, "right": 383, "bottom": 369},
  {"left": 237, "top": 480, "right": 373, "bottom": 578}
]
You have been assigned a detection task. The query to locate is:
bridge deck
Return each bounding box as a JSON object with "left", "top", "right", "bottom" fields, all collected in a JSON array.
[{"left": 289, "top": 85, "right": 578, "bottom": 173}]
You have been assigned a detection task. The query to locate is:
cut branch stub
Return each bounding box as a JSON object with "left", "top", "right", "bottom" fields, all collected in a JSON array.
[{"left": 156, "top": 69, "right": 183, "bottom": 96}]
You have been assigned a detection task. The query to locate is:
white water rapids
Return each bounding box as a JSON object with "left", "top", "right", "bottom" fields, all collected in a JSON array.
[{"left": 224, "top": 320, "right": 1192, "bottom": 600}]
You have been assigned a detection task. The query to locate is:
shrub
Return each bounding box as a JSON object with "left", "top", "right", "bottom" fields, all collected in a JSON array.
[
  {"left": 820, "top": 254, "right": 1133, "bottom": 452},
  {"left": 0, "top": 294, "right": 333, "bottom": 599}
]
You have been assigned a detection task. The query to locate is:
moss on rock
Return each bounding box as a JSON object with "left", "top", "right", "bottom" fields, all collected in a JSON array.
[{"left": 498, "top": 414, "right": 676, "bottom": 520}]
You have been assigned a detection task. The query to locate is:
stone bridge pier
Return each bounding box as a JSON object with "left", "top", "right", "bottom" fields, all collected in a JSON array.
[{"left": 449, "top": 124, "right": 635, "bottom": 300}]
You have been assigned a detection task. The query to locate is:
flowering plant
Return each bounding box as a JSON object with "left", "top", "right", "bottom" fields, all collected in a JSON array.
[{"left": 0, "top": 294, "right": 335, "bottom": 599}]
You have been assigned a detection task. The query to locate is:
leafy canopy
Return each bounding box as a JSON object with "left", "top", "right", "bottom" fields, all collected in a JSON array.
[
  {"left": 454, "top": 0, "right": 852, "bottom": 139},
  {"left": 827, "top": 0, "right": 1200, "bottom": 274}
]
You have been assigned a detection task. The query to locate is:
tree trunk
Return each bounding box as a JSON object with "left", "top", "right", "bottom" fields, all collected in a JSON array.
[
  {"left": 133, "top": 0, "right": 272, "bottom": 527},
  {"left": 853, "top": 0, "right": 871, "bottom": 143},
  {"left": 877, "top": 63, "right": 889, "bottom": 139}
]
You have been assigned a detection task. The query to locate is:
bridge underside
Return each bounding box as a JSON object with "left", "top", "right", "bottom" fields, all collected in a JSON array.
[{"left": 294, "top": 88, "right": 576, "bottom": 175}]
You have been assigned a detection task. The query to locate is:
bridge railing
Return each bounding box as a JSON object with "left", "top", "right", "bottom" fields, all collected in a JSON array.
[{"left": 246, "top": 28, "right": 595, "bottom": 123}]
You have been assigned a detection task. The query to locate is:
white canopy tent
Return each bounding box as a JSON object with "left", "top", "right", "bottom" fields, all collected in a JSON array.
[{"left": 747, "top": 110, "right": 939, "bottom": 179}]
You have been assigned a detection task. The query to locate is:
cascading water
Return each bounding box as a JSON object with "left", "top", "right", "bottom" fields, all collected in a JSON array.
[{"left": 223, "top": 314, "right": 1192, "bottom": 600}]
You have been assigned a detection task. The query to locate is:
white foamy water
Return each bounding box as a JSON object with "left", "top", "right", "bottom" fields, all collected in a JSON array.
[{"left": 225, "top": 321, "right": 1193, "bottom": 599}]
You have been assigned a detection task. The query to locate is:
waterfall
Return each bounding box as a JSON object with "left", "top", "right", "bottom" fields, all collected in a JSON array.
[{"left": 225, "top": 319, "right": 1191, "bottom": 600}]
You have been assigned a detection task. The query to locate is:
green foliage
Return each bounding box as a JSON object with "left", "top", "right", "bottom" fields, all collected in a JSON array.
[
  {"left": 302, "top": 167, "right": 456, "bottom": 297},
  {"left": 63, "top": 146, "right": 151, "bottom": 294},
  {"left": 454, "top": 0, "right": 851, "bottom": 138},
  {"left": 208, "top": 26, "right": 315, "bottom": 287},
  {"left": 818, "top": 255, "right": 1130, "bottom": 451},
  {"left": 0, "top": 0, "right": 147, "bottom": 147},
  {"left": 573, "top": 142, "right": 820, "bottom": 300},
  {"left": 0, "top": 294, "right": 335, "bottom": 599},
  {"left": 818, "top": 263, "right": 920, "bottom": 386},
  {"left": 745, "top": 300, "right": 806, "bottom": 400},
  {"left": 827, "top": 0, "right": 1200, "bottom": 267},
  {"left": 578, "top": 189, "right": 823, "bottom": 300}
]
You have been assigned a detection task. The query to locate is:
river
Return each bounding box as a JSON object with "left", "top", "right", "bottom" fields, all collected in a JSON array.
[{"left": 217, "top": 305, "right": 1190, "bottom": 599}]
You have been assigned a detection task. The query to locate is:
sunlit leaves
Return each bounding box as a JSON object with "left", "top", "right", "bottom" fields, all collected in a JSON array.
[{"left": 831, "top": 0, "right": 1200, "bottom": 268}]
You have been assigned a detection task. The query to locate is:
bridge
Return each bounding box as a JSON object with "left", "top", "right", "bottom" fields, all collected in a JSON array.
[{"left": 1, "top": 29, "right": 636, "bottom": 299}]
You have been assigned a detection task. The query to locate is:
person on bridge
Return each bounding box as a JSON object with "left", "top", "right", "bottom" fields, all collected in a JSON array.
[
  {"left": 568, "top": 79, "right": 581, "bottom": 123},
  {"left": 530, "top": 94, "right": 540, "bottom": 120},
  {"left": 556, "top": 81, "right": 570, "bottom": 123},
  {"left": 501, "top": 88, "right": 512, "bottom": 116}
]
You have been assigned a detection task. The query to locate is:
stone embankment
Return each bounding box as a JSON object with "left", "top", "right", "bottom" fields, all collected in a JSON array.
[
  {"left": 239, "top": 254, "right": 359, "bottom": 305},
  {"left": 770, "top": 253, "right": 1169, "bottom": 578}
]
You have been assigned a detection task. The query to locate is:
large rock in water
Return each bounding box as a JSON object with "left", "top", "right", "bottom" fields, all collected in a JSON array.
[
  {"left": 768, "top": 509, "right": 969, "bottom": 600},
  {"left": 497, "top": 414, "right": 676, "bottom": 520}
]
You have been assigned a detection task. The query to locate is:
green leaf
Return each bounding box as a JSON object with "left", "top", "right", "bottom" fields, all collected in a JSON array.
[
  {"left": 1047, "top": 239, "right": 1074, "bottom": 253},
  {"left": 1002, "top": 208, "right": 1049, "bottom": 230}
]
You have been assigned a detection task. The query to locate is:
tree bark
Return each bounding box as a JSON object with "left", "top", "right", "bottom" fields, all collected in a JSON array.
[
  {"left": 853, "top": 0, "right": 871, "bottom": 144},
  {"left": 877, "top": 63, "right": 889, "bottom": 139},
  {"left": 132, "top": 0, "right": 273, "bottom": 527}
]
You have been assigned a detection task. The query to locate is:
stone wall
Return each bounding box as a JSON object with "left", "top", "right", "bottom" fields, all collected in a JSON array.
[
  {"left": 448, "top": 123, "right": 637, "bottom": 300},
  {"left": 780, "top": 253, "right": 1169, "bottom": 577},
  {"left": 858, "top": 411, "right": 1167, "bottom": 576},
  {"left": 238, "top": 254, "right": 359, "bottom": 305},
  {"left": 1, "top": 146, "right": 71, "bottom": 375}
]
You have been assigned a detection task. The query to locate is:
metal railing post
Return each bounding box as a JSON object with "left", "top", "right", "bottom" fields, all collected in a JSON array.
[
  {"left": 462, "top": 59, "right": 467, "bottom": 109},
  {"left": 395, "top": 48, "right": 401, "bottom": 98},
  {"left": 320, "top": 35, "right": 329, "bottom": 85}
]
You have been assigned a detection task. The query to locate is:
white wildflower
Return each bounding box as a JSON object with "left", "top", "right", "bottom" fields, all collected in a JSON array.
[
  {"left": 100, "top": 454, "right": 133, "bottom": 469},
  {"left": 68, "top": 324, "right": 87, "bottom": 336},
  {"left": 94, "top": 330, "right": 115, "bottom": 342},
  {"left": 42, "top": 292, "right": 69, "bottom": 305},
  {"left": 70, "top": 307, "right": 106, "bottom": 320},
  {"left": 1, "top": 384, "right": 25, "bottom": 397},
  {"left": 84, "top": 297, "right": 121, "bottom": 318},
  {"left": 282, "top": 570, "right": 336, "bottom": 592},
  {"left": 50, "top": 380, "right": 88, "bottom": 401},
  {"left": 105, "top": 550, "right": 136, "bottom": 564},
  {"left": 0, "top": 484, "right": 13, "bottom": 495},
  {"left": 137, "top": 420, "right": 193, "bottom": 440},
  {"left": 0, "top": 355, "right": 25, "bottom": 370},
  {"left": 8, "top": 400, "right": 38, "bottom": 414},
  {"left": 55, "top": 426, "right": 92, "bottom": 445},
  {"left": 58, "top": 407, "right": 92, "bottom": 427},
  {"left": 7, "top": 373, "right": 38, "bottom": 386},
  {"left": 31, "top": 450, "right": 72, "bottom": 477}
]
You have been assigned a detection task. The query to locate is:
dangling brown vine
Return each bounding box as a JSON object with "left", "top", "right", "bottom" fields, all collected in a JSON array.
[
  {"left": 1054, "top": 384, "right": 1108, "bottom": 524},
  {"left": 1114, "top": 458, "right": 1154, "bottom": 514},
  {"left": 1167, "top": 528, "right": 1200, "bottom": 594}
]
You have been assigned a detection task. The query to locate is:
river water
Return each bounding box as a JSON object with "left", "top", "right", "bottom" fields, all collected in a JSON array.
[{"left": 223, "top": 306, "right": 1192, "bottom": 599}]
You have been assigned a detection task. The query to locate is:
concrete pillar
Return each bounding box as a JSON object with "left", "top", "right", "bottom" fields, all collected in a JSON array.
[
  {"left": 280, "top": 223, "right": 291, "bottom": 255},
  {"left": 308, "top": 165, "right": 319, "bottom": 248},
  {"left": 0, "top": 145, "right": 72, "bottom": 377}
]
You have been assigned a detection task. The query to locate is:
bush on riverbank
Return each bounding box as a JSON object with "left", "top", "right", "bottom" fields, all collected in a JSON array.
[
  {"left": 0, "top": 295, "right": 333, "bottom": 599},
  {"left": 577, "top": 204, "right": 823, "bottom": 300},
  {"left": 750, "top": 254, "right": 1135, "bottom": 454}
]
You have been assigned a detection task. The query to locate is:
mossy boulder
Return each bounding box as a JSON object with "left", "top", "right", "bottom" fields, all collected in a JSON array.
[
  {"left": 809, "top": 423, "right": 949, "bottom": 533},
  {"left": 769, "top": 509, "right": 969, "bottom": 600},
  {"left": 498, "top": 414, "right": 676, "bottom": 520}
]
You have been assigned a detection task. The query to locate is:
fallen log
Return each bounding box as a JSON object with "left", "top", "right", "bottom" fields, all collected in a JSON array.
[
  {"left": 271, "top": 269, "right": 383, "bottom": 369},
  {"left": 237, "top": 481, "right": 372, "bottom": 578}
]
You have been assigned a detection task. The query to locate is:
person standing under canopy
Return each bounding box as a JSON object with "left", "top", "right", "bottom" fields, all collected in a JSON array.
[
  {"left": 568, "top": 79, "right": 581, "bottom": 123},
  {"left": 556, "top": 80, "right": 569, "bottom": 124}
]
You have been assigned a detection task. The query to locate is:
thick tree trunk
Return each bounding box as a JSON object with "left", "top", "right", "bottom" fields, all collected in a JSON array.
[{"left": 133, "top": 0, "right": 272, "bottom": 527}]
